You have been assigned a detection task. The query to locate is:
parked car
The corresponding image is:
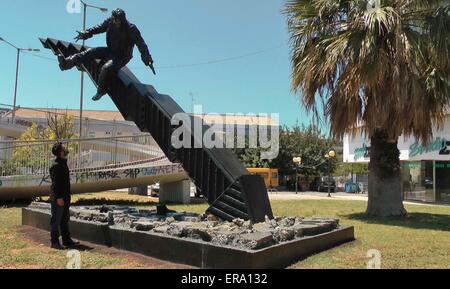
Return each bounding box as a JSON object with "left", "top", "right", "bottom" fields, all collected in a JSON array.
[
  {"left": 150, "top": 182, "right": 160, "bottom": 197},
  {"left": 192, "top": 184, "right": 202, "bottom": 198},
  {"left": 311, "top": 176, "right": 336, "bottom": 192}
]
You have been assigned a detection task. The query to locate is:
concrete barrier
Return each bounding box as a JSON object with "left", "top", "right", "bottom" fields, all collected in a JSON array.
[
  {"left": 22, "top": 207, "right": 112, "bottom": 246},
  {"left": 22, "top": 208, "right": 355, "bottom": 268},
  {"left": 0, "top": 171, "right": 187, "bottom": 201}
]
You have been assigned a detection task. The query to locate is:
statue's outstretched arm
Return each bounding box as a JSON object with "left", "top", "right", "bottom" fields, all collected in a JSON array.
[
  {"left": 75, "top": 19, "right": 109, "bottom": 42},
  {"left": 131, "top": 25, "right": 153, "bottom": 65},
  {"left": 86, "top": 19, "right": 109, "bottom": 36}
]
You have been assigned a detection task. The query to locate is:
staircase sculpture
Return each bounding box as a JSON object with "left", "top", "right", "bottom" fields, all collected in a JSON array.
[{"left": 40, "top": 38, "right": 273, "bottom": 223}]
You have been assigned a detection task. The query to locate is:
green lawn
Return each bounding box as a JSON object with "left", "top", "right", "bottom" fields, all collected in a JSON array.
[
  {"left": 0, "top": 206, "right": 133, "bottom": 269},
  {"left": 1, "top": 192, "right": 449, "bottom": 269}
]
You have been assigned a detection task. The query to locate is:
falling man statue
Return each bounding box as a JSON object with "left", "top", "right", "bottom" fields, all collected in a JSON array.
[{"left": 57, "top": 8, "right": 155, "bottom": 101}]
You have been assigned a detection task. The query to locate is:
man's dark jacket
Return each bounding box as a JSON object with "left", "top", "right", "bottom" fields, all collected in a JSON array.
[
  {"left": 50, "top": 158, "right": 71, "bottom": 199},
  {"left": 86, "top": 18, "right": 152, "bottom": 63}
]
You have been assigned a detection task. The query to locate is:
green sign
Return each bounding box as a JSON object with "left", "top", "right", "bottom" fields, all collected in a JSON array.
[
  {"left": 354, "top": 143, "right": 370, "bottom": 161},
  {"left": 434, "top": 163, "right": 450, "bottom": 169},
  {"left": 409, "top": 137, "right": 448, "bottom": 157},
  {"left": 404, "top": 162, "right": 421, "bottom": 169}
]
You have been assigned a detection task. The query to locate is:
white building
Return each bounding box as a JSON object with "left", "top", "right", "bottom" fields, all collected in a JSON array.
[
  {"left": 0, "top": 107, "right": 278, "bottom": 164},
  {"left": 343, "top": 115, "right": 450, "bottom": 203}
]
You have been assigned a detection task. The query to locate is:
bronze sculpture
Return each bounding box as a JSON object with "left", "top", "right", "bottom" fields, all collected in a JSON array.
[{"left": 57, "top": 8, "right": 155, "bottom": 101}]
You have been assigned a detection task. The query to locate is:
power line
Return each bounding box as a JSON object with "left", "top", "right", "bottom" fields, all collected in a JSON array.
[
  {"left": 132, "top": 44, "right": 285, "bottom": 70},
  {"left": 19, "top": 44, "right": 285, "bottom": 70},
  {"left": 22, "top": 50, "right": 57, "bottom": 62}
]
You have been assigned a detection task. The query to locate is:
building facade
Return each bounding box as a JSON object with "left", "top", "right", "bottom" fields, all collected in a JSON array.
[{"left": 343, "top": 116, "right": 450, "bottom": 203}]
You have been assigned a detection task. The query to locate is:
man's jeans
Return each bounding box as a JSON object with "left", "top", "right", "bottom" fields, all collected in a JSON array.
[{"left": 50, "top": 196, "right": 71, "bottom": 244}]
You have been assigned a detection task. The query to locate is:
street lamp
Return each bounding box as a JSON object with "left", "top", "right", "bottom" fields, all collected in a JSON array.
[
  {"left": 292, "top": 156, "right": 302, "bottom": 194},
  {"left": 78, "top": 1, "right": 108, "bottom": 137},
  {"left": 325, "top": 150, "right": 337, "bottom": 197},
  {"left": 0, "top": 37, "right": 40, "bottom": 123}
]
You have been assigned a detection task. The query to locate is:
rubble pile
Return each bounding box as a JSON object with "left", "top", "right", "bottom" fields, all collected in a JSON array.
[{"left": 29, "top": 203, "right": 339, "bottom": 250}]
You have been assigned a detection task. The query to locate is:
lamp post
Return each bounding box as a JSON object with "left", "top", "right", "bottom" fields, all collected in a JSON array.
[
  {"left": 325, "top": 150, "right": 337, "bottom": 197},
  {"left": 0, "top": 37, "right": 40, "bottom": 123},
  {"left": 292, "top": 157, "right": 302, "bottom": 194},
  {"left": 78, "top": 1, "right": 108, "bottom": 137}
]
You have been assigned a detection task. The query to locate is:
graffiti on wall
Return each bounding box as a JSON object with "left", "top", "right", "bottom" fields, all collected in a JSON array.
[
  {"left": 0, "top": 164, "right": 185, "bottom": 188},
  {"left": 75, "top": 164, "right": 184, "bottom": 183}
]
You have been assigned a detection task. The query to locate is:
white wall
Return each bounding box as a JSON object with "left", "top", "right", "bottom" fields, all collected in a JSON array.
[{"left": 344, "top": 117, "right": 450, "bottom": 163}]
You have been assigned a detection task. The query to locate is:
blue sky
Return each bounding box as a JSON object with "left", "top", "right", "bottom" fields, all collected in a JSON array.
[{"left": 0, "top": 0, "right": 311, "bottom": 127}]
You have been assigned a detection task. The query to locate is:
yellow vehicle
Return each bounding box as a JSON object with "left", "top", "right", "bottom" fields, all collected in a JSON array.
[{"left": 247, "top": 168, "right": 279, "bottom": 189}]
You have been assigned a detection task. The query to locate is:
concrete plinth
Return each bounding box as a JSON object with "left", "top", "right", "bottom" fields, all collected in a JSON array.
[
  {"left": 159, "top": 180, "right": 191, "bottom": 204},
  {"left": 22, "top": 208, "right": 355, "bottom": 269}
]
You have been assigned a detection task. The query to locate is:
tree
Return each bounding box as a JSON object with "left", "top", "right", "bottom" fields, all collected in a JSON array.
[
  {"left": 273, "top": 124, "right": 337, "bottom": 177},
  {"left": 234, "top": 124, "right": 337, "bottom": 177},
  {"left": 45, "top": 111, "right": 77, "bottom": 140},
  {"left": 233, "top": 130, "right": 273, "bottom": 168},
  {"left": 13, "top": 112, "right": 78, "bottom": 173},
  {"left": 284, "top": 0, "right": 449, "bottom": 216},
  {"left": 335, "top": 161, "right": 369, "bottom": 178}
]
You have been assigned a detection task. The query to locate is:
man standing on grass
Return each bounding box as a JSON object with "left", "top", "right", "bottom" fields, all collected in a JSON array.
[{"left": 49, "top": 142, "right": 78, "bottom": 249}]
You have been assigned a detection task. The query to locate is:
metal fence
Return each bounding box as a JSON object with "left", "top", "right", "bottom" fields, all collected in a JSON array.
[{"left": 0, "top": 134, "right": 166, "bottom": 177}]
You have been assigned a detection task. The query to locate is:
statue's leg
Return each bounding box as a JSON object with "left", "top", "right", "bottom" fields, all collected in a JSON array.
[
  {"left": 92, "top": 56, "right": 128, "bottom": 101},
  {"left": 58, "top": 47, "right": 109, "bottom": 71}
]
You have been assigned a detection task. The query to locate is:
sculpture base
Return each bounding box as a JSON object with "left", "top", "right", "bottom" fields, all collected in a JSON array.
[{"left": 22, "top": 206, "right": 354, "bottom": 269}]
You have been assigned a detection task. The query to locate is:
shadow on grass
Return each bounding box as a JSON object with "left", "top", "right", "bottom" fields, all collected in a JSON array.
[
  {"left": 0, "top": 199, "right": 33, "bottom": 208},
  {"left": 70, "top": 198, "right": 160, "bottom": 207},
  {"left": 0, "top": 197, "right": 207, "bottom": 209},
  {"left": 71, "top": 197, "right": 207, "bottom": 207},
  {"left": 66, "top": 243, "right": 94, "bottom": 252},
  {"left": 346, "top": 212, "right": 450, "bottom": 232}
]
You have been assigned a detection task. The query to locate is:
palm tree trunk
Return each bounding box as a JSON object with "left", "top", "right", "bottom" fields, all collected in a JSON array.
[{"left": 366, "top": 129, "right": 407, "bottom": 217}]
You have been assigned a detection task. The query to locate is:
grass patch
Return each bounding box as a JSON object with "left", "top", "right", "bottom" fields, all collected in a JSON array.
[
  {"left": 0, "top": 206, "right": 132, "bottom": 269},
  {"left": 2, "top": 191, "right": 449, "bottom": 268}
]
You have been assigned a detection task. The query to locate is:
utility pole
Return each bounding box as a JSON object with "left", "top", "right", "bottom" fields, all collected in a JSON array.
[
  {"left": 0, "top": 37, "right": 40, "bottom": 123},
  {"left": 78, "top": 1, "right": 108, "bottom": 137}
]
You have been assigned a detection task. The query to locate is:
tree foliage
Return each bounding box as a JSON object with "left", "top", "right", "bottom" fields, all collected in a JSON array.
[
  {"left": 284, "top": 0, "right": 450, "bottom": 142},
  {"left": 234, "top": 124, "right": 337, "bottom": 177},
  {"left": 12, "top": 112, "right": 78, "bottom": 173},
  {"left": 272, "top": 124, "right": 337, "bottom": 176}
]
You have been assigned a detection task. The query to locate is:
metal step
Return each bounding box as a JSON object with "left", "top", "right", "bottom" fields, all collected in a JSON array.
[
  {"left": 225, "top": 187, "right": 246, "bottom": 202},
  {"left": 213, "top": 201, "right": 249, "bottom": 220},
  {"left": 220, "top": 194, "right": 247, "bottom": 211},
  {"left": 206, "top": 207, "right": 235, "bottom": 222}
]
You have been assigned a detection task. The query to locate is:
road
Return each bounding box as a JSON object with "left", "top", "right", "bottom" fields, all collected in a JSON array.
[{"left": 268, "top": 191, "right": 449, "bottom": 207}]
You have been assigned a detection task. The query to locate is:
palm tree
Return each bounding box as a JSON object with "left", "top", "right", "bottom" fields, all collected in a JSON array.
[{"left": 284, "top": 0, "right": 449, "bottom": 216}]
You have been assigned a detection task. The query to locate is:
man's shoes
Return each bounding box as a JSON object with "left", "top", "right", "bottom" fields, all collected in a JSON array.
[
  {"left": 62, "top": 239, "right": 80, "bottom": 248},
  {"left": 57, "top": 54, "right": 76, "bottom": 71},
  {"left": 51, "top": 242, "right": 65, "bottom": 250},
  {"left": 92, "top": 91, "right": 106, "bottom": 101}
]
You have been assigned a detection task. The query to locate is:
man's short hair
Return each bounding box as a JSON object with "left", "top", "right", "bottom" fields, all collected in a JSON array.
[{"left": 52, "top": 142, "right": 64, "bottom": 157}]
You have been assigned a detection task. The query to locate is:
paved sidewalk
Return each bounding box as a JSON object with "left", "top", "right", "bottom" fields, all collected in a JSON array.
[{"left": 268, "top": 191, "right": 449, "bottom": 207}]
